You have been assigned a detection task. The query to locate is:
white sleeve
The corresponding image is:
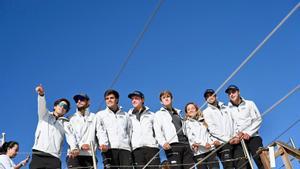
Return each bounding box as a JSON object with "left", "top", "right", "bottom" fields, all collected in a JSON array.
[
  {"left": 37, "top": 95, "right": 50, "bottom": 120},
  {"left": 203, "top": 111, "right": 231, "bottom": 142},
  {"left": 64, "top": 121, "right": 78, "bottom": 150},
  {"left": 96, "top": 114, "right": 109, "bottom": 146},
  {"left": 0, "top": 156, "right": 15, "bottom": 169},
  {"left": 245, "top": 101, "right": 262, "bottom": 136},
  {"left": 153, "top": 113, "right": 167, "bottom": 147}
]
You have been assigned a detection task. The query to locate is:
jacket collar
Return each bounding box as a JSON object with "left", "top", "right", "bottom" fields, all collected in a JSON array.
[
  {"left": 160, "top": 107, "right": 181, "bottom": 114},
  {"left": 105, "top": 106, "right": 123, "bottom": 114},
  {"left": 128, "top": 106, "right": 150, "bottom": 115},
  {"left": 75, "top": 108, "right": 90, "bottom": 117},
  {"left": 207, "top": 101, "right": 225, "bottom": 110},
  {"left": 228, "top": 97, "right": 246, "bottom": 107}
]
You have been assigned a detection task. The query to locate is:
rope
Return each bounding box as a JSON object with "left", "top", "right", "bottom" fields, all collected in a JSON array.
[
  {"left": 190, "top": 84, "right": 300, "bottom": 169},
  {"left": 144, "top": 2, "right": 300, "bottom": 168},
  {"left": 97, "top": 0, "right": 165, "bottom": 109},
  {"left": 200, "top": 1, "right": 300, "bottom": 109}
]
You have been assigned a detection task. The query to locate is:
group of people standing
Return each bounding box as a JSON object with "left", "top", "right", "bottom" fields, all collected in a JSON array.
[{"left": 0, "top": 84, "right": 265, "bottom": 169}]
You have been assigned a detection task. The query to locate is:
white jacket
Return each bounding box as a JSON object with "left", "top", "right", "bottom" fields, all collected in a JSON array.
[
  {"left": 153, "top": 107, "right": 183, "bottom": 147},
  {"left": 228, "top": 99, "right": 262, "bottom": 137},
  {"left": 128, "top": 106, "right": 159, "bottom": 150},
  {"left": 96, "top": 107, "right": 132, "bottom": 151},
  {"left": 32, "top": 95, "right": 78, "bottom": 158},
  {"left": 203, "top": 102, "right": 234, "bottom": 143},
  {"left": 68, "top": 109, "right": 97, "bottom": 156},
  {"left": 0, "top": 154, "right": 15, "bottom": 169},
  {"left": 184, "top": 118, "right": 214, "bottom": 155}
]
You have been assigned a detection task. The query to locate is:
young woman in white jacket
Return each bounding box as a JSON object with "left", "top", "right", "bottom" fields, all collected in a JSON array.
[{"left": 184, "top": 102, "right": 219, "bottom": 169}]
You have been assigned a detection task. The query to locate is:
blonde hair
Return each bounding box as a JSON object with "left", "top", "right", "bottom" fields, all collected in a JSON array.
[{"left": 184, "top": 102, "right": 208, "bottom": 128}]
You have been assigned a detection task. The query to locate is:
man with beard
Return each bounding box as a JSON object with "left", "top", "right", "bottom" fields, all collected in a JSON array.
[
  {"left": 225, "top": 85, "right": 264, "bottom": 169},
  {"left": 67, "top": 93, "right": 97, "bottom": 168},
  {"left": 202, "top": 89, "right": 235, "bottom": 169}
]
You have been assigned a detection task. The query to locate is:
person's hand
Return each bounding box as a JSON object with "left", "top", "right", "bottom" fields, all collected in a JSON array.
[
  {"left": 163, "top": 143, "right": 171, "bottom": 150},
  {"left": 242, "top": 133, "right": 251, "bottom": 140},
  {"left": 205, "top": 143, "right": 211, "bottom": 149},
  {"left": 35, "top": 84, "right": 45, "bottom": 96},
  {"left": 69, "top": 149, "right": 80, "bottom": 158},
  {"left": 237, "top": 132, "right": 244, "bottom": 139},
  {"left": 20, "top": 155, "right": 30, "bottom": 167},
  {"left": 213, "top": 140, "right": 221, "bottom": 147},
  {"left": 99, "top": 144, "right": 109, "bottom": 152},
  {"left": 81, "top": 144, "right": 90, "bottom": 151},
  {"left": 192, "top": 143, "right": 199, "bottom": 151},
  {"left": 229, "top": 137, "right": 240, "bottom": 145}
]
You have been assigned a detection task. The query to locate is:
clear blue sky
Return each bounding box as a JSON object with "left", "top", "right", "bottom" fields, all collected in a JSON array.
[{"left": 1, "top": 0, "right": 299, "bottom": 168}]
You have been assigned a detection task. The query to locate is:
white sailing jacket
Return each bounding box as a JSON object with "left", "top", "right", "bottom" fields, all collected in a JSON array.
[
  {"left": 68, "top": 109, "right": 97, "bottom": 156},
  {"left": 184, "top": 118, "right": 215, "bottom": 155},
  {"left": 203, "top": 102, "right": 234, "bottom": 143},
  {"left": 96, "top": 107, "right": 132, "bottom": 151},
  {"left": 128, "top": 106, "right": 159, "bottom": 150},
  {"left": 153, "top": 107, "right": 183, "bottom": 147},
  {"left": 228, "top": 99, "right": 262, "bottom": 137},
  {"left": 32, "top": 95, "right": 77, "bottom": 158}
]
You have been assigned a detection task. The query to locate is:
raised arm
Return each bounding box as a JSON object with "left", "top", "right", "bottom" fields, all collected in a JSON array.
[{"left": 35, "top": 85, "right": 49, "bottom": 120}]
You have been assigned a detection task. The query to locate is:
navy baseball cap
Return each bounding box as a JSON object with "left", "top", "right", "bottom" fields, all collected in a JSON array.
[
  {"left": 73, "top": 93, "right": 90, "bottom": 102},
  {"left": 203, "top": 89, "right": 215, "bottom": 98},
  {"left": 225, "top": 85, "right": 239, "bottom": 94},
  {"left": 128, "top": 91, "right": 144, "bottom": 99}
]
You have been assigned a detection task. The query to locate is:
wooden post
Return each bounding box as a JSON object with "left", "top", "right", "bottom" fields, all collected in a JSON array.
[
  {"left": 279, "top": 146, "right": 293, "bottom": 169},
  {"left": 259, "top": 150, "right": 271, "bottom": 169}
]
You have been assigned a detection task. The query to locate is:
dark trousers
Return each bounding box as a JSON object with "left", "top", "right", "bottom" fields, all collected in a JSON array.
[
  {"left": 29, "top": 149, "right": 61, "bottom": 169},
  {"left": 194, "top": 151, "right": 219, "bottom": 169},
  {"left": 101, "top": 149, "right": 133, "bottom": 169},
  {"left": 164, "top": 143, "right": 195, "bottom": 169},
  {"left": 216, "top": 143, "right": 234, "bottom": 169},
  {"left": 233, "top": 136, "right": 264, "bottom": 169},
  {"left": 132, "top": 147, "right": 160, "bottom": 169},
  {"left": 66, "top": 155, "right": 96, "bottom": 169}
]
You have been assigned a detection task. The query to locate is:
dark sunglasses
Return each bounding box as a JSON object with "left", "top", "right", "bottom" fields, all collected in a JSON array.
[
  {"left": 58, "top": 102, "right": 69, "bottom": 110},
  {"left": 227, "top": 89, "right": 237, "bottom": 94}
]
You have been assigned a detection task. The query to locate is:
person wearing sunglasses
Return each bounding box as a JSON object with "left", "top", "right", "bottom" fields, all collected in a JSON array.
[
  {"left": 67, "top": 93, "right": 97, "bottom": 169},
  {"left": 225, "top": 85, "right": 264, "bottom": 169},
  {"left": 29, "top": 85, "right": 79, "bottom": 169},
  {"left": 202, "top": 89, "right": 234, "bottom": 169}
]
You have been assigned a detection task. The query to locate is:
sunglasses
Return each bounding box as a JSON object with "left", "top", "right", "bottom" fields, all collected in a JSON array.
[
  {"left": 227, "top": 89, "right": 237, "bottom": 94},
  {"left": 58, "top": 102, "right": 69, "bottom": 110}
]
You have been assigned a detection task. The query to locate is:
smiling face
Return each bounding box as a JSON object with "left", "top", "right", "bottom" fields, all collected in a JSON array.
[
  {"left": 205, "top": 93, "right": 217, "bottom": 104},
  {"left": 76, "top": 99, "right": 89, "bottom": 111},
  {"left": 7, "top": 144, "right": 19, "bottom": 158},
  {"left": 54, "top": 101, "right": 68, "bottom": 117},
  {"left": 131, "top": 95, "right": 144, "bottom": 109},
  {"left": 227, "top": 89, "right": 240, "bottom": 104},
  {"left": 105, "top": 94, "right": 118, "bottom": 109},
  {"left": 186, "top": 103, "right": 198, "bottom": 118}
]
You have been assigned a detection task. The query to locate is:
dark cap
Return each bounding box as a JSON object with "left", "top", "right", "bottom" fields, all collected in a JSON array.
[
  {"left": 128, "top": 90, "right": 144, "bottom": 99},
  {"left": 225, "top": 85, "right": 239, "bottom": 94},
  {"left": 203, "top": 89, "right": 215, "bottom": 98},
  {"left": 73, "top": 93, "right": 90, "bottom": 102}
]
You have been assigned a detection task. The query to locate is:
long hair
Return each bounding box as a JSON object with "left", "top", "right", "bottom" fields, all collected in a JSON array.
[
  {"left": 184, "top": 102, "right": 208, "bottom": 128},
  {"left": 0, "top": 141, "right": 18, "bottom": 154}
]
